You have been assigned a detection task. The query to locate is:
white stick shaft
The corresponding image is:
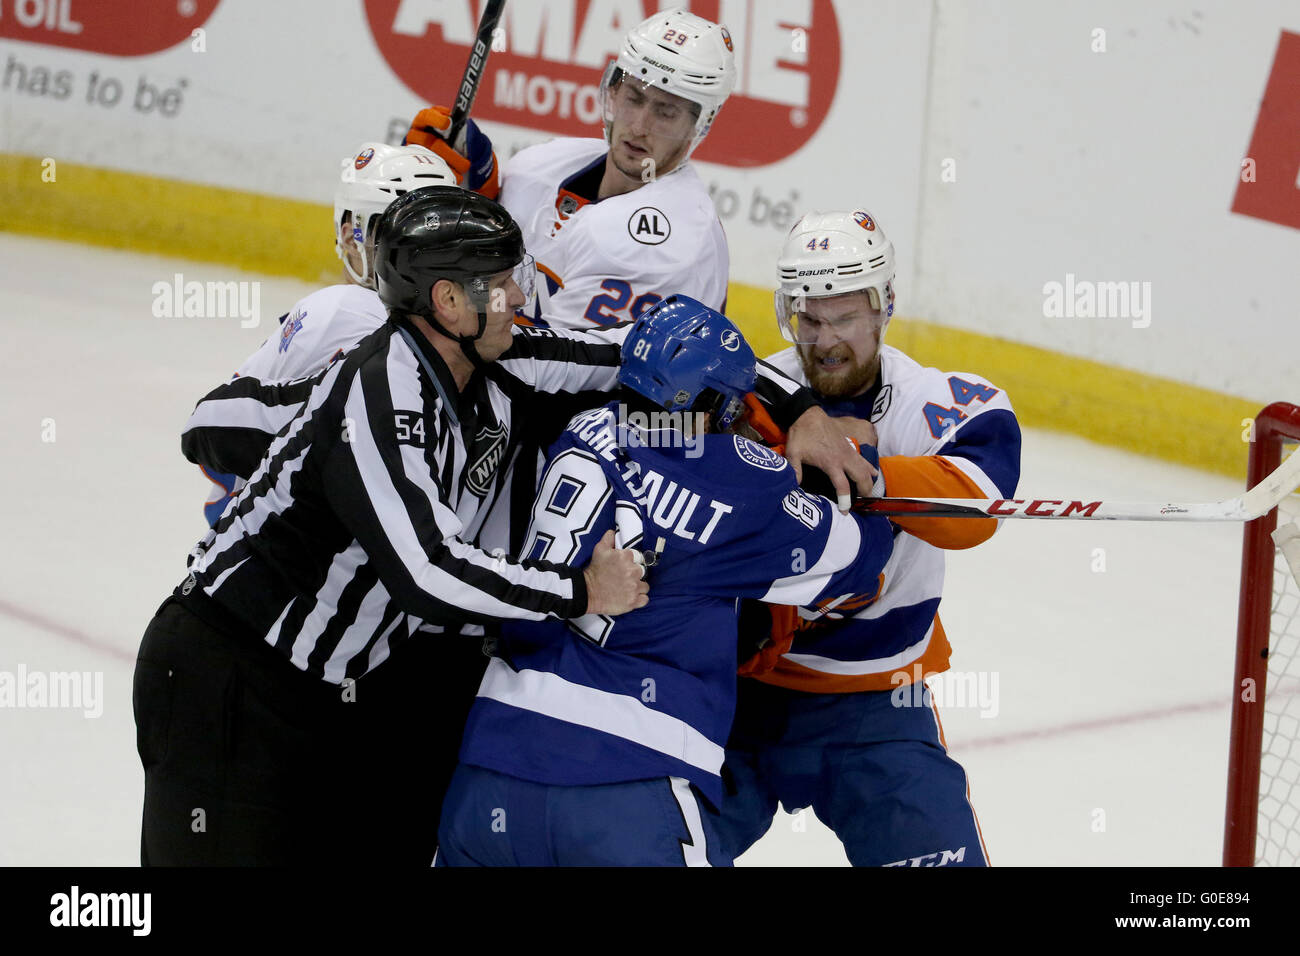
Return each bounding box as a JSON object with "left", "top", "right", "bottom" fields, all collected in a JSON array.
[{"left": 858, "top": 445, "right": 1300, "bottom": 522}]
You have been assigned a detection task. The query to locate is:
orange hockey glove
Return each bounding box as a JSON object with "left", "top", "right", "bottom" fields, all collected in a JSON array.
[{"left": 404, "top": 105, "right": 500, "bottom": 199}]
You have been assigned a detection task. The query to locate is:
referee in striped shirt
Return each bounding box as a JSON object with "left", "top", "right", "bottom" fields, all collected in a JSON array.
[{"left": 133, "top": 187, "right": 652, "bottom": 866}]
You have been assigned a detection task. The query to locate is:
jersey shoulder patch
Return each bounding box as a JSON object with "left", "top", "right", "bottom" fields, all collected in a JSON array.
[
  {"left": 624, "top": 204, "right": 675, "bottom": 246},
  {"left": 732, "top": 435, "right": 788, "bottom": 472},
  {"left": 242, "top": 284, "right": 386, "bottom": 381},
  {"left": 577, "top": 171, "right": 717, "bottom": 259}
]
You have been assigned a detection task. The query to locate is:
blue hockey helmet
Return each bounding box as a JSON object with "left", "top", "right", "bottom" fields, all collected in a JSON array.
[{"left": 620, "top": 295, "right": 756, "bottom": 431}]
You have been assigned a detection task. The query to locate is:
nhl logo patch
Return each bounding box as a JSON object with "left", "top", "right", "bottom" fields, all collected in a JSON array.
[
  {"left": 733, "top": 435, "right": 787, "bottom": 472},
  {"left": 466, "top": 422, "right": 508, "bottom": 496},
  {"left": 424, "top": 212, "right": 440, "bottom": 230}
]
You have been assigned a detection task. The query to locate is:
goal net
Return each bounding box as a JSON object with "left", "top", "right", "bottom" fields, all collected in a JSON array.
[{"left": 1224, "top": 402, "right": 1300, "bottom": 866}]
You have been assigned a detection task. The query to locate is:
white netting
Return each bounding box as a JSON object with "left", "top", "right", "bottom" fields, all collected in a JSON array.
[{"left": 1256, "top": 456, "right": 1300, "bottom": 866}]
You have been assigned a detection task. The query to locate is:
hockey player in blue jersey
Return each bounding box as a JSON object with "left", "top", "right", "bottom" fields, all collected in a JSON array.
[{"left": 436, "top": 295, "right": 898, "bottom": 866}]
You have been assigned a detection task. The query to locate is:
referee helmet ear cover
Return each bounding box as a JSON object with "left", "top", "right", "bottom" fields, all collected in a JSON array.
[
  {"left": 619, "top": 294, "right": 756, "bottom": 432},
  {"left": 374, "top": 185, "right": 526, "bottom": 342}
]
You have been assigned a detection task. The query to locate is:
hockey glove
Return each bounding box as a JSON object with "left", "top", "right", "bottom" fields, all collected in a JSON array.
[
  {"left": 737, "top": 601, "right": 799, "bottom": 677},
  {"left": 404, "top": 105, "right": 500, "bottom": 198},
  {"left": 801, "top": 438, "right": 886, "bottom": 502}
]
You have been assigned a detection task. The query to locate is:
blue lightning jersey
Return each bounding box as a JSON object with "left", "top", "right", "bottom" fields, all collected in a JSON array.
[{"left": 456, "top": 402, "right": 895, "bottom": 805}]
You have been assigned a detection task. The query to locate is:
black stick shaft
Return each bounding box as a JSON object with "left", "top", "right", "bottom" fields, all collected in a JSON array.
[{"left": 447, "top": 0, "right": 507, "bottom": 145}]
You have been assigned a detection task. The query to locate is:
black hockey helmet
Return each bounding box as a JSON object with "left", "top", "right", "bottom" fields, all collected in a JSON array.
[{"left": 374, "top": 186, "right": 529, "bottom": 358}]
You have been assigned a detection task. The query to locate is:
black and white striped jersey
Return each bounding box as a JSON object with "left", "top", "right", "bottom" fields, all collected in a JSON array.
[{"left": 180, "top": 319, "right": 622, "bottom": 682}]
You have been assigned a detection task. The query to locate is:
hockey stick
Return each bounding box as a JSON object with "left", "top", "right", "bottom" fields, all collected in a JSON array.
[
  {"left": 446, "top": 0, "right": 507, "bottom": 146},
  {"left": 853, "top": 444, "right": 1300, "bottom": 522}
]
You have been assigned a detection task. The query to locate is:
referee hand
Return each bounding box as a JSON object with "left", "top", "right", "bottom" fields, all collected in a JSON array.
[{"left": 583, "top": 530, "right": 650, "bottom": 615}]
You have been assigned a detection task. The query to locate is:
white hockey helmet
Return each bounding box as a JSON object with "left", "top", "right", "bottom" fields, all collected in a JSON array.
[
  {"left": 774, "top": 209, "right": 897, "bottom": 345},
  {"left": 599, "top": 8, "right": 737, "bottom": 163},
  {"left": 334, "top": 142, "right": 457, "bottom": 288}
]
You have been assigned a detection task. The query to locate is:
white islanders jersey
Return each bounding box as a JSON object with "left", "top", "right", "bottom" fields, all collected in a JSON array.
[
  {"left": 498, "top": 137, "right": 728, "bottom": 329},
  {"left": 197, "top": 283, "right": 386, "bottom": 524},
  {"left": 758, "top": 344, "right": 1022, "bottom": 694},
  {"left": 238, "top": 283, "right": 386, "bottom": 382}
]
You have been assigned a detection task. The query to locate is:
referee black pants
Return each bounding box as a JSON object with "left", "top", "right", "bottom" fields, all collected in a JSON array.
[{"left": 133, "top": 597, "right": 487, "bottom": 866}]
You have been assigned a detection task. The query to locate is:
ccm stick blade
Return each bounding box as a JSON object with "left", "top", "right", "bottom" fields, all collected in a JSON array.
[{"left": 856, "top": 444, "right": 1300, "bottom": 522}]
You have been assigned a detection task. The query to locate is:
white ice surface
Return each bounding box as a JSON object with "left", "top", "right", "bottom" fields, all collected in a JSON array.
[{"left": 0, "top": 234, "right": 1267, "bottom": 866}]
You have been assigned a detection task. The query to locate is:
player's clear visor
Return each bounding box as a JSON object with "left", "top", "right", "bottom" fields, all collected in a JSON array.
[
  {"left": 465, "top": 254, "right": 537, "bottom": 315},
  {"left": 775, "top": 284, "right": 894, "bottom": 345},
  {"left": 600, "top": 63, "right": 703, "bottom": 152}
]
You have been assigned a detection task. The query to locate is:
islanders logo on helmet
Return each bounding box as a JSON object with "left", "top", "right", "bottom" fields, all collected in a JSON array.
[
  {"left": 853, "top": 210, "right": 876, "bottom": 231},
  {"left": 720, "top": 26, "right": 734, "bottom": 51},
  {"left": 354, "top": 147, "right": 376, "bottom": 170}
]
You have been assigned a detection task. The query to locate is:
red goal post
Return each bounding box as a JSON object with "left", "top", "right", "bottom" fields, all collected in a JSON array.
[{"left": 1224, "top": 401, "right": 1300, "bottom": 866}]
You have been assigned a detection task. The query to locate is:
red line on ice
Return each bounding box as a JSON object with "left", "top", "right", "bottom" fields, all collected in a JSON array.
[
  {"left": 956, "top": 682, "right": 1299, "bottom": 750},
  {"left": 0, "top": 598, "right": 134, "bottom": 663}
]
